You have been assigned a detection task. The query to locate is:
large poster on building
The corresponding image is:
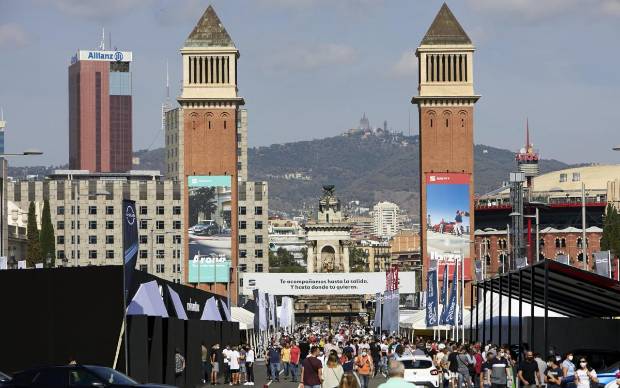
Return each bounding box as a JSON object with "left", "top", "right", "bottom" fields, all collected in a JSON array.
[
  {"left": 426, "top": 173, "right": 472, "bottom": 280},
  {"left": 187, "top": 176, "right": 232, "bottom": 283}
]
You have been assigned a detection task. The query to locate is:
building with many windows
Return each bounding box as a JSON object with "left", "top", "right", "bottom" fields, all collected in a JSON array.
[
  {"left": 6, "top": 170, "right": 182, "bottom": 282},
  {"left": 372, "top": 201, "right": 400, "bottom": 239},
  {"left": 68, "top": 49, "right": 133, "bottom": 173}
]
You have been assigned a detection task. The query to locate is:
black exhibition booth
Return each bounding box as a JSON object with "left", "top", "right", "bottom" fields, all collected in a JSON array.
[
  {"left": 471, "top": 259, "right": 620, "bottom": 357},
  {"left": 0, "top": 266, "right": 240, "bottom": 387}
]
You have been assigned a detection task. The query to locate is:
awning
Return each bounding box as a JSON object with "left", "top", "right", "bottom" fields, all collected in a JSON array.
[
  {"left": 231, "top": 307, "right": 254, "bottom": 330},
  {"left": 127, "top": 280, "right": 169, "bottom": 318},
  {"left": 473, "top": 260, "right": 620, "bottom": 317}
]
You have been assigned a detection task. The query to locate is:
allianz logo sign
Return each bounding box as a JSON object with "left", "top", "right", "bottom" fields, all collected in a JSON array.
[{"left": 87, "top": 51, "right": 124, "bottom": 61}]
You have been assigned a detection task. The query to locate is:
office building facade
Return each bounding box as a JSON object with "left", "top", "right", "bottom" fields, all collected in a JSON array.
[
  {"left": 6, "top": 171, "right": 182, "bottom": 282},
  {"left": 69, "top": 50, "right": 133, "bottom": 173}
]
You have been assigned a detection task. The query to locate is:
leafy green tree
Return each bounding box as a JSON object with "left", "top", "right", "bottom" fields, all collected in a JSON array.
[
  {"left": 40, "top": 200, "right": 56, "bottom": 267},
  {"left": 26, "top": 201, "right": 42, "bottom": 267},
  {"left": 601, "top": 204, "right": 620, "bottom": 258},
  {"left": 349, "top": 247, "right": 369, "bottom": 272},
  {"left": 269, "top": 247, "right": 305, "bottom": 273},
  {"left": 188, "top": 187, "right": 218, "bottom": 226}
]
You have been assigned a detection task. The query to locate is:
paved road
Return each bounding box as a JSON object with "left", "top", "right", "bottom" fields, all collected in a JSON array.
[{"left": 210, "top": 361, "right": 389, "bottom": 388}]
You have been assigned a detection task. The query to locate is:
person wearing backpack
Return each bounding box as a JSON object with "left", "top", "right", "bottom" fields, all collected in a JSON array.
[
  {"left": 448, "top": 348, "right": 460, "bottom": 388},
  {"left": 456, "top": 346, "right": 474, "bottom": 388}
]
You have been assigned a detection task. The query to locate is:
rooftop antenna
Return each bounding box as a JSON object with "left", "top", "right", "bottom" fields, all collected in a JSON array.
[
  {"left": 166, "top": 60, "right": 170, "bottom": 101},
  {"left": 99, "top": 27, "right": 105, "bottom": 50},
  {"left": 526, "top": 117, "right": 530, "bottom": 149},
  {"left": 161, "top": 60, "right": 171, "bottom": 132}
]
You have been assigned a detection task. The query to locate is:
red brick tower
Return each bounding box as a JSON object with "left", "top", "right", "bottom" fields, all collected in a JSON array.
[
  {"left": 412, "top": 4, "right": 480, "bottom": 295},
  {"left": 180, "top": 6, "right": 244, "bottom": 303}
]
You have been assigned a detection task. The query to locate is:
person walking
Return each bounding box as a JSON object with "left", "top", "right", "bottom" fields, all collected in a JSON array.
[
  {"left": 223, "top": 345, "right": 232, "bottom": 384},
  {"left": 301, "top": 346, "right": 324, "bottom": 388},
  {"left": 201, "top": 342, "right": 209, "bottom": 384},
  {"left": 268, "top": 343, "right": 282, "bottom": 382},
  {"left": 562, "top": 353, "right": 576, "bottom": 379},
  {"left": 291, "top": 341, "right": 301, "bottom": 382},
  {"left": 245, "top": 345, "right": 255, "bottom": 386},
  {"left": 239, "top": 346, "right": 247, "bottom": 384},
  {"left": 174, "top": 348, "right": 186, "bottom": 384},
  {"left": 282, "top": 343, "right": 292, "bottom": 380},
  {"left": 456, "top": 346, "right": 474, "bottom": 388},
  {"left": 482, "top": 349, "right": 509, "bottom": 388},
  {"left": 229, "top": 346, "right": 240, "bottom": 386},
  {"left": 377, "top": 360, "right": 416, "bottom": 388},
  {"left": 339, "top": 373, "right": 361, "bottom": 388},
  {"left": 211, "top": 344, "right": 220, "bottom": 385},
  {"left": 517, "top": 351, "right": 541, "bottom": 388},
  {"left": 574, "top": 357, "right": 598, "bottom": 388},
  {"left": 354, "top": 347, "right": 373, "bottom": 388},
  {"left": 322, "top": 353, "right": 344, "bottom": 388},
  {"left": 544, "top": 356, "right": 563, "bottom": 388}
]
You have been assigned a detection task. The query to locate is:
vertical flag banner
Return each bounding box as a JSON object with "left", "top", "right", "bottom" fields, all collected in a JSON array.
[
  {"left": 444, "top": 262, "right": 458, "bottom": 325},
  {"left": 474, "top": 259, "right": 483, "bottom": 281},
  {"left": 122, "top": 199, "right": 138, "bottom": 300},
  {"left": 252, "top": 289, "right": 260, "bottom": 331},
  {"left": 594, "top": 251, "right": 611, "bottom": 277},
  {"left": 390, "top": 291, "right": 399, "bottom": 334},
  {"left": 373, "top": 293, "right": 382, "bottom": 329},
  {"left": 425, "top": 269, "right": 438, "bottom": 327},
  {"left": 258, "top": 292, "right": 268, "bottom": 331},
  {"left": 439, "top": 264, "right": 449, "bottom": 325}
]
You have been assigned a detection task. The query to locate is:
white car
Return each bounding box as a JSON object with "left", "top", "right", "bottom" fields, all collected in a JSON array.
[{"left": 398, "top": 355, "right": 440, "bottom": 388}]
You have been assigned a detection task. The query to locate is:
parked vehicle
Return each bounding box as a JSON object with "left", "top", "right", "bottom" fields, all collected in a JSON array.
[
  {"left": 0, "top": 371, "right": 12, "bottom": 386},
  {"left": 6, "top": 365, "right": 176, "bottom": 388},
  {"left": 398, "top": 355, "right": 440, "bottom": 388},
  {"left": 562, "top": 360, "right": 620, "bottom": 388}
]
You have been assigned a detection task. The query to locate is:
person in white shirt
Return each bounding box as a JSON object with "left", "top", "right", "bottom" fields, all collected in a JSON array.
[
  {"left": 229, "top": 346, "right": 241, "bottom": 385},
  {"left": 575, "top": 357, "right": 598, "bottom": 388},
  {"left": 245, "top": 346, "right": 255, "bottom": 385},
  {"left": 223, "top": 345, "right": 232, "bottom": 384}
]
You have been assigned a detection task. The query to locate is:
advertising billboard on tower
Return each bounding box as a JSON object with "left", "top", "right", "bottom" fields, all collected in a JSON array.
[
  {"left": 426, "top": 173, "right": 472, "bottom": 280},
  {"left": 187, "top": 176, "right": 232, "bottom": 283}
]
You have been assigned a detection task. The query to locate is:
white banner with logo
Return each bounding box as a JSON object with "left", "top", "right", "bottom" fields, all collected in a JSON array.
[{"left": 241, "top": 272, "right": 416, "bottom": 296}]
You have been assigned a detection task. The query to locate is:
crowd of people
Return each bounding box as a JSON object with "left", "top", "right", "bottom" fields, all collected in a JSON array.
[{"left": 199, "top": 322, "right": 617, "bottom": 388}]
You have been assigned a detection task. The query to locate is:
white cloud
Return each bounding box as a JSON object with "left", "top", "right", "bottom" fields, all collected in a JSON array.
[
  {"left": 0, "top": 23, "right": 29, "bottom": 48},
  {"left": 391, "top": 51, "right": 417, "bottom": 78},
  {"left": 43, "top": 0, "right": 152, "bottom": 19},
  {"left": 600, "top": 0, "right": 620, "bottom": 16},
  {"left": 467, "top": 0, "right": 620, "bottom": 20},
  {"left": 266, "top": 43, "right": 357, "bottom": 71}
]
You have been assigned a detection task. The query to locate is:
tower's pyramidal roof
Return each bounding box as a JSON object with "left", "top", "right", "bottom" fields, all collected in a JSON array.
[
  {"left": 420, "top": 3, "right": 471, "bottom": 46},
  {"left": 185, "top": 5, "right": 235, "bottom": 48}
]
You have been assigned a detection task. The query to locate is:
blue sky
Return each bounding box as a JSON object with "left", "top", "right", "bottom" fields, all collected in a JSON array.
[
  {"left": 427, "top": 184, "right": 470, "bottom": 228},
  {"left": 1, "top": 0, "right": 620, "bottom": 166}
]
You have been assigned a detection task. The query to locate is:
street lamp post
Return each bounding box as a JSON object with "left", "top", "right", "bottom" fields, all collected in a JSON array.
[
  {"left": 523, "top": 209, "right": 540, "bottom": 263},
  {"left": 0, "top": 150, "right": 43, "bottom": 259}
]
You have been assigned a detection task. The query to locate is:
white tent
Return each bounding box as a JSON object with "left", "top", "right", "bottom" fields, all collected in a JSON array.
[
  {"left": 231, "top": 307, "right": 254, "bottom": 330},
  {"left": 468, "top": 291, "right": 565, "bottom": 327},
  {"left": 399, "top": 307, "right": 471, "bottom": 331}
]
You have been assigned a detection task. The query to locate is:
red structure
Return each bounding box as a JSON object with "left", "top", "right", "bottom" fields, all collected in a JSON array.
[{"left": 68, "top": 50, "right": 133, "bottom": 173}]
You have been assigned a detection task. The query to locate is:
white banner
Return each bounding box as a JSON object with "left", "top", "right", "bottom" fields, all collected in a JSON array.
[
  {"left": 242, "top": 272, "right": 416, "bottom": 296},
  {"left": 0, "top": 256, "right": 7, "bottom": 270}
]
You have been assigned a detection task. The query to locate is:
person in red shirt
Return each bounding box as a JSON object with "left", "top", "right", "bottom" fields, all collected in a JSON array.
[{"left": 290, "top": 341, "right": 301, "bottom": 382}]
